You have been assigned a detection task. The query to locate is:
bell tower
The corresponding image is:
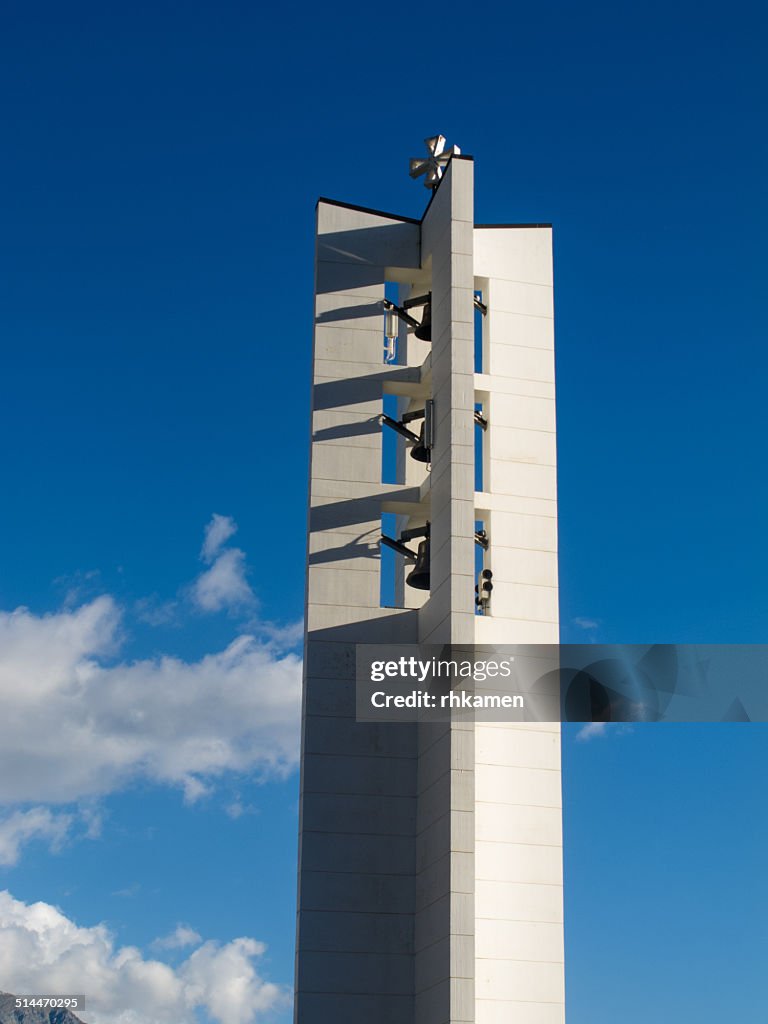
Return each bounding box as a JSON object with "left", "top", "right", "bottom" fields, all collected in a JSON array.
[{"left": 296, "top": 142, "right": 564, "bottom": 1024}]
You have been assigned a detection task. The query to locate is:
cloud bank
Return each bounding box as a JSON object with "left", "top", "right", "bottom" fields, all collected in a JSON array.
[
  {"left": 0, "top": 516, "right": 298, "bottom": 1016},
  {"left": 0, "top": 891, "right": 286, "bottom": 1024},
  {"left": 0, "top": 595, "right": 301, "bottom": 808}
]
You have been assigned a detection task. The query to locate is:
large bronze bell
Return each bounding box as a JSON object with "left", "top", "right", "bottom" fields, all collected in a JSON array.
[
  {"left": 406, "top": 538, "right": 430, "bottom": 590},
  {"left": 414, "top": 301, "right": 432, "bottom": 342},
  {"left": 410, "top": 423, "right": 431, "bottom": 463}
]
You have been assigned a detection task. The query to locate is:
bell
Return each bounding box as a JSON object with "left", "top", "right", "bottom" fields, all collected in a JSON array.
[
  {"left": 406, "top": 538, "right": 430, "bottom": 590},
  {"left": 414, "top": 301, "right": 432, "bottom": 341},
  {"left": 410, "top": 423, "right": 431, "bottom": 463}
]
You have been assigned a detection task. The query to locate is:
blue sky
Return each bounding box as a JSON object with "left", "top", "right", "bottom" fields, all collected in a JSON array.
[{"left": 1, "top": 0, "right": 766, "bottom": 1021}]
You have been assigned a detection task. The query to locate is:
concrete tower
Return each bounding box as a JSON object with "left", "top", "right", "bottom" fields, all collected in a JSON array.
[{"left": 296, "top": 152, "right": 563, "bottom": 1024}]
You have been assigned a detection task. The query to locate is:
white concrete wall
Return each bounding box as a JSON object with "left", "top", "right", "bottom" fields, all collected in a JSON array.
[
  {"left": 473, "top": 226, "right": 564, "bottom": 1024},
  {"left": 297, "top": 200, "right": 422, "bottom": 1024}
]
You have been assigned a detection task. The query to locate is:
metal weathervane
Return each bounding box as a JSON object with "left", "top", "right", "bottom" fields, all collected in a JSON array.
[{"left": 409, "top": 135, "right": 461, "bottom": 189}]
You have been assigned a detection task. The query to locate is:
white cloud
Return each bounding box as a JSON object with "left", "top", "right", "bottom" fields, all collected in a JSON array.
[
  {"left": 573, "top": 616, "right": 600, "bottom": 631},
  {"left": 133, "top": 596, "right": 180, "bottom": 627},
  {"left": 153, "top": 925, "right": 202, "bottom": 950},
  {"left": 179, "top": 938, "right": 282, "bottom": 1024},
  {"left": 201, "top": 515, "right": 238, "bottom": 564},
  {"left": 0, "top": 808, "right": 73, "bottom": 867},
  {"left": 193, "top": 548, "right": 254, "bottom": 612},
  {"left": 0, "top": 597, "right": 301, "bottom": 805},
  {"left": 112, "top": 884, "right": 141, "bottom": 899},
  {"left": 251, "top": 618, "right": 304, "bottom": 650},
  {"left": 0, "top": 890, "right": 286, "bottom": 1024},
  {"left": 193, "top": 516, "right": 255, "bottom": 612},
  {"left": 576, "top": 722, "right": 608, "bottom": 741},
  {"left": 80, "top": 804, "right": 105, "bottom": 840},
  {"left": 575, "top": 722, "right": 634, "bottom": 741},
  {"left": 224, "top": 799, "right": 256, "bottom": 820}
]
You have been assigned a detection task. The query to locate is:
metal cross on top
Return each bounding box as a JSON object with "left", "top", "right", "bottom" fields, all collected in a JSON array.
[{"left": 409, "top": 135, "right": 461, "bottom": 189}]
